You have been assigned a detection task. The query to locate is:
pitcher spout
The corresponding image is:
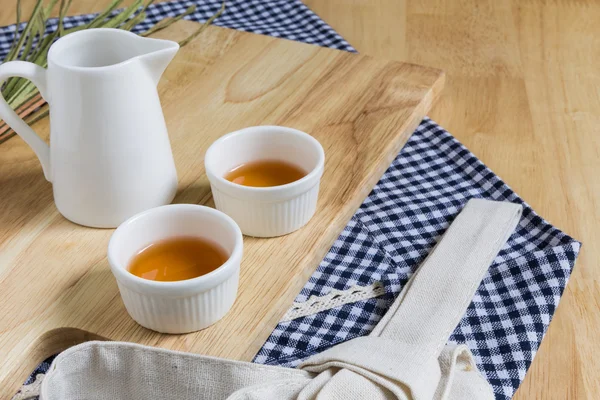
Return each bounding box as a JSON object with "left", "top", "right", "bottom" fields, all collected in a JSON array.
[
  {"left": 47, "top": 29, "right": 179, "bottom": 77},
  {"left": 136, "top": 37, "right": 179, "bottom": 85}
]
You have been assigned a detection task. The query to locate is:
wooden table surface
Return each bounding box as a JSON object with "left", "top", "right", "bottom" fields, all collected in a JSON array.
[
  {"left": 0, "top": 5, "right": 444, "bottom": 397},
  {"left": 1, "top": 1, "right": 598, "bottom": 399}
]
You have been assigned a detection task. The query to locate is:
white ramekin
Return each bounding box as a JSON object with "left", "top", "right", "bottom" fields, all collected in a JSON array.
[
  {"left": 205, "top": 126, "right": 325, "bottom": 237},
  {"left": 107, "top": 204, "right": 243, "bottom": 334}
]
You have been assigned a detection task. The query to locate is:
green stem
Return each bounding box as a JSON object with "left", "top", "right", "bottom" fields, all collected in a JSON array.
[
  {"left": 1, "top": 0, "right": 224, "bottom": 146},
  {"left": 27, "top": 29, "right": 56, "bottom": 62},
  {"left": 4, "top": 33, "right": 37, "bottom": 95},
  {"left": 179, "top": 0, "right": 225, "bottom": 47},
  {"left": 3, "top": 6, "right": 48, "bottom": 98},
  {"left": 104, "top": 0, "right": 143, "bottom": 28},
  {"left": 120, "top": 11, "right": 146, "bottom": 31},
  {"left": 18, "top": 9, "right": 44, "bottom": 61},
  {"left": 6, "top": 80, "right": 37, "bottom": 106},
  {"left": 4, "top": 0, "right": 22, "bottom": 63},
  {"left": 10, "top": 89, "right": 40, "bottom": 111},
  {"left": 4, "top": 0, "right": 43, "bottom": 62},
  {"left": 43, "top": 0, "right": 59, "bottom": 16},
  {"left": 19, "top": 30, "right": 35, "bottom": 59},
  {"left": 140, "top": 5, "right": 196, "bottom": 37},
  {"left": 0, "top": 105, "right": 48, "bottom": 144},
  {"left": 119, "top": 0, "right": 154, "bottom": 30},
  {"left": 3, "top": 77, "right": 25, "bottom": 98},
  {"left": 57, "top": 0, "right": 74, "bottom": 36},
  {"left": 139, "top": 0, "right": 155, "bottom": 14},
  {"left": 85, "top": 0, "right": 124, "bottom": 29}
]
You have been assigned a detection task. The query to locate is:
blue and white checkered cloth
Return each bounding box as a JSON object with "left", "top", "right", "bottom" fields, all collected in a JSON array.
[
  {"left": 3, "top": 2, "right": 579, "bottom": 400},
  {"left": 0, "top": 0, "right": 354, "bottom": 58},
  {"left": 253, "top": 118, "right": 580, "bottom": 400}
]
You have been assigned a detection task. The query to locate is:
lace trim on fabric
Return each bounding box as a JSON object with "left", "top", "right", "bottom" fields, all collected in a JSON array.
[{"left": 281, "top": 282, "right": 386, "bottom": 322}]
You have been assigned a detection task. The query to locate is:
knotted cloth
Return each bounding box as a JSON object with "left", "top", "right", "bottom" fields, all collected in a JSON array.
[{"left": 40, "top": 199, "right": 522, "bottom": 400}]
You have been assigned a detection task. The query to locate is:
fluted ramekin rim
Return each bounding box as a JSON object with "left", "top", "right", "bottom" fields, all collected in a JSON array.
[{"left": 108, "top": 204, "right": 243, "bottom": 297}]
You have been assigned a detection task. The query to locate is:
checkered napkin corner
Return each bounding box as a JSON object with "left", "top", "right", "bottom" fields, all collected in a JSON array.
[
  {"left": 254, "top": 118, "right": 581, "bottom": 400},
  {"left": 0, "top": 0, "right": 355, "bottom": 61}
]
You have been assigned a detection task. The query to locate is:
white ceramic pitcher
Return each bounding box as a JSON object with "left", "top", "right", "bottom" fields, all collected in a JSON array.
[{"left": 0, "top": 28, "right": 179, "bottom": 228}]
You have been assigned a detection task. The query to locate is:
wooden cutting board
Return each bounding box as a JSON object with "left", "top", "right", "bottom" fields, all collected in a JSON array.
[{"left": 0, "top": 21, "right": 443, "bottom": 396}]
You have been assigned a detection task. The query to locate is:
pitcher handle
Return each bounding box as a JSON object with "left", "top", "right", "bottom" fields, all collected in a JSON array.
[{"left": 0, "top": 61, "right": 51, "bottom": 181}]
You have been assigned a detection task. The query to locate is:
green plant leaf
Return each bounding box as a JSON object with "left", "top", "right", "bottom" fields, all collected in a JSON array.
[
  {"left": 85, "top": 0, "right": 124, "bottom": 29},
  {"left": 4, "top": 0, "right": 23, "bottom": 63},
  {"left": 140, "top": 5, "right": 196, "bottom": 37},
  {"left": 4, "top": 0, "right": 43, "bottom": 62},
  {"left": 179, "top": 0, "right": 225, "bottom": 47},
  {"left": 1, "top": 0, "right": 226, "bottom": 145},
  {"left": 104, "top": 0, "right": 143, "bottom": 28}
]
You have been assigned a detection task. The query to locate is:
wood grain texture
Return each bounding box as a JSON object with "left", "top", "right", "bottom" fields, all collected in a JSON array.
[
  {"left": 1, "top": 0, "right": 597, "bottom": 398},
  {"left": 304, "top": 1, "right": 600, "bottom": 399},
  {"left": 0, "top": 19, "right": 444, "bottom": 397}
]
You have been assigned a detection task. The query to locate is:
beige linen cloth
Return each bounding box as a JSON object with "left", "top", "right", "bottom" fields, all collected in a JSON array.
[{"left": 40, "top": 199, "right": 522, "bottom": 400}]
